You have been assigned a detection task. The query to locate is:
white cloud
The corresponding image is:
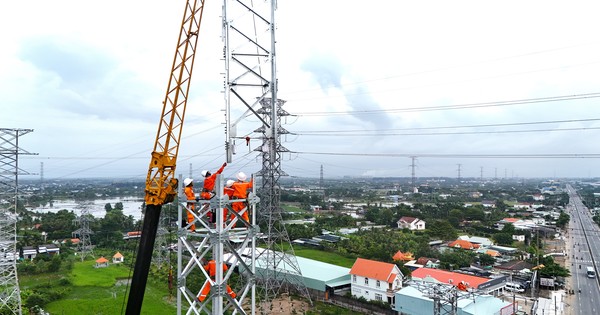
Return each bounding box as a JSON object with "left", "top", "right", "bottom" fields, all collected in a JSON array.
[{"left": 3, "top": 0, "right": 600, "bottom": 179}]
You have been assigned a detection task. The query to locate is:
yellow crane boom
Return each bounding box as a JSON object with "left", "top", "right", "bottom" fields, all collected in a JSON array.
[{"left": 126, "top": 1, "right": 206, "bottom": 314}]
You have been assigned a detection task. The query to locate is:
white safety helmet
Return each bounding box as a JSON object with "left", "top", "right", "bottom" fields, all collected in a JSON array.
[
  {"left": 183, "top": 178, "right": 193, "bottom": 186},
  {"left": 201, "top": 170, "right": 209, "bottom": 177},
  {"left": 236, "top": 172, "right": 247, "bottom": 181},
  {"left": 226, "top": 179, "right": 235, "bottom": 187}
]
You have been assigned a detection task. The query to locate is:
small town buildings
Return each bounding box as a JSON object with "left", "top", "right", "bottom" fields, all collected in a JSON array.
[
  {"left": 22, "top": 246, "right": 37, "bottom": 260},
  {"left": 448, "top": 239, "right": 480, "bottom": 250},
  {"left": 512, "top": 234, "right": 526, "bottom": 242},
  {"left": 394, "top": 282, "right": 514, "bottom": 315},
  {"left": 404, "top": 257, "right": 441, "bottom": 270},
  {"left": 410, "top": 268, "right": 508, "bottom": 295},
  {"left": 349, "top": 257, "right": 403, "bottom": 304},
  {"left": 481, "top": 200, "right": 496, "bottom": 208},
  {"left": 95, "top": 257, "right": 109, "bottom": 268},
  {"left": 457, "top": 235, "right": 494, "bottom": 247},
  {"left": 397, "top": 216, "right": 426, "bottom": 230},
  {"left": 392, "top": 251, "right": 414, "bottom": 262},
  {"left": 532, "top": 193, "right": 545, "bottom": 201},
  {"left": 113, "top": 252, "right": 124, "bottom": 264},
  {"left": 225, "top": 248, "right": 351, "bottom": 297},
  {"left": 38, "top": 244, "right": 60, "bottom": 256}
]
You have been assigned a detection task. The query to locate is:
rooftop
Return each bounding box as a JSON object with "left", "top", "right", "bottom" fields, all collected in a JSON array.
[
  {"left": 350, "top": 257, "right": 400, "bottom": 283},
  {"left": 411, "top": 267, "right": 490, "bottom": 289}
]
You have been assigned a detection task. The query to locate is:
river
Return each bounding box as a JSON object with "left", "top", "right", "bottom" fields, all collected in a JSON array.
[{"left": 29, "top": 197, "right": 146, "bottom": 219}]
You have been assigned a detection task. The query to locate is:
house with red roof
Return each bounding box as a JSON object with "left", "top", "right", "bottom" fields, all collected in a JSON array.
[
  {"left": 448, "top": 239, "right": 480, "bottom": 250},
  {"left": 396, "top": 216, "right": 426, "bottom": 230},
  {"left": 411, "top": 267, "right": 490, "bottom": 290},
  {"left": 392, "top": 251, "right": 414, "bottom": 262},
  {"left": 95, "top": 257, "right": 109, "bottom": 268},
  {"left": 349, "top": 258, "right": 404, "bottom": 304},
  {"left": 112, "top": 252, "right": 124, "bottom": 264}
]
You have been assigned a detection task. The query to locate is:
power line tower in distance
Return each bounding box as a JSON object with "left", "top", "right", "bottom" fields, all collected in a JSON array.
[{"left": 73, "top": 203, "right": 94, "bottom": 261}]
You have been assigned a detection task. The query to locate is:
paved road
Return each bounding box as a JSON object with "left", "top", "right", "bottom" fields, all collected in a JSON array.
[{"left": 565, "top": 184, "right": 600, "bottom": 315}]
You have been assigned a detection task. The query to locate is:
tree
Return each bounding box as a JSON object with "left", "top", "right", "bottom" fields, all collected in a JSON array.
[
  {"left": 448, "top": 209, "right": 464, "bottom": 228},
  {"left": 104, "top": 203, "right": 113, "bottom": 212},
  {"left": 378, "top": 208, "right": 394, "bottom": 226},
  {"left": 478, "top": 253, "right": 495, "bottom": 266},
  {"left": 114, "top": 202, "right": 124, "bottom": 211},
  {"left": 440, "top": 250, "right": 476, "bottom": 269},
  {"left": 556, "top": 212, "right": 570, "bottom": 229},
  {"left": 495, "top": 200, "right": 507, "bottom": 212},
  {"left": 493, "top": 232, "right": 513, "bottom": 246},
  {"left": 427, "top": 220, "right": 457, "bottom": 241},
  {"left": 538, "top": 256, "right": 570, "bottom": 278},
  {"left": 501, "top": 223, "right": 515, "bottom": 235}
]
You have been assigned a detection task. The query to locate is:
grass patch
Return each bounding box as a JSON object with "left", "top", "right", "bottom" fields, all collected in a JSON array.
[
  {"left": 292, "top": 246, "right": 356, "bottom": 268},
  {"left": 282, "top": 204, "right": 307, "bottom": 212},
  {"left": 19, "top": 272, "right": 65, "bottom": 290},
  {"left": 70, "top": 260, "right": 131, "bottom": 287},
  {"left": 306, "top": 301, "right": 364, "bottom": 315},
  {"left": 45, "top": 283, "right": 175, "bottom": 315},
  {"left": 42, "top": 259, "right": 176, "bottom": 314}
]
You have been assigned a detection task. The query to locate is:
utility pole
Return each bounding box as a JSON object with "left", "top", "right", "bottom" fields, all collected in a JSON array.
[
  {"left": 457, "top": 164, "right": 462, "bottom": 181},
  {"left": 495, "top": 167, "right": 498, "bottom": 180},
  {"left": 480, "top": 166, "right": 483, "bottom": 181}
]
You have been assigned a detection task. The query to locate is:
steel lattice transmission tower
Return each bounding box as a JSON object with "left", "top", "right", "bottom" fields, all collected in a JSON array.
[
  {"left": 0, "top": 128, "right": 36, "bottom": 314},
  {"left": 255, "top": 98, "right": 311, "bottom": 311},
  {"left": 222, "top": 0, "right": 311, "bottom": 311},
  {"left": 73, "top": 203, "right": 94, "bottom": 261},
  {"left": 153, "top": 204, "right": 171, "bottom": 269},
  {"left": 175, "top": 175, "right": 258, "bottom": 314}
]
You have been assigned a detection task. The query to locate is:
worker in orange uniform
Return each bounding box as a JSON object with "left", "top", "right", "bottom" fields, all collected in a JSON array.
[
  {"left": 183, "top": 178, "right": 196, "bottom": 231},
  {"left": 200, "top": 162, "right": 227, "bottom": 223},
  {"left": 223, "top": 179, "right": 235, "bottom": 224},
  {"left": 231, "top": 172, "right": 252, "bottom": 223},
  {"left": 197, "top": 259, "right": 237, "bottom": 302}
]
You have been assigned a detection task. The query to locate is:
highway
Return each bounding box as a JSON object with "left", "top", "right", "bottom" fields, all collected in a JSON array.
[{"left": 565, "top": 184, "right": 600, "bottom": 315}]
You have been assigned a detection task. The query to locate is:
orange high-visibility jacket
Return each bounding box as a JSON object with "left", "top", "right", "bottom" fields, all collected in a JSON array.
[
  {"left": 224, "top": 186, "right": 234, "bottom": 198},
  {"left": 231, "top": 180, "right": 252, "bottom": 199},
  {"left": 202, "top": 164, "right": 226, "bottom": 193},
  {"left": 184, "top": 186, "right": 195, "bottom": 207},
  {"left": 204, "top": 260, "right": 228, "bottom": 278}
]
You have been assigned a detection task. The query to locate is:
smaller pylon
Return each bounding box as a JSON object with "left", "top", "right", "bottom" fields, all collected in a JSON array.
[{"left": 72, "top": 203, "right": 95, "bottom": 261}]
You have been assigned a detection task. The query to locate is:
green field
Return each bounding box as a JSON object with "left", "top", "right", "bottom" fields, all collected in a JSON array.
[
  {"left": 20, "top": 259, "right": 176, "bottom": 314},
  {"left": 20, "top": 248, "right": 356, "bottom": 314},
  {"left": 282, "top": 203, "right": 307, "bottom": 212},
  {"left": 292, "top": 246, "right": 356, "bottom": 268}
]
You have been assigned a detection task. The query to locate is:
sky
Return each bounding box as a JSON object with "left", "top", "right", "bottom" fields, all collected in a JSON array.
[{"left": 3, "top": 0, "right": 600, "bottom": 181}]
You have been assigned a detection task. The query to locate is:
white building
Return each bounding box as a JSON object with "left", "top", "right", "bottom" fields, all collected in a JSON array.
[
  {"left": 397, "top": 216, "right": 426, "bottom": 230},
  {"left": 349, "top": 257, "right": 403, "bottom": 304}
]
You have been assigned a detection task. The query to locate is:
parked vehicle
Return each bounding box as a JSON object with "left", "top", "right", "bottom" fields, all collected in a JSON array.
[{"left": 505, "top": 282, "right": 525, "bottom": 293}]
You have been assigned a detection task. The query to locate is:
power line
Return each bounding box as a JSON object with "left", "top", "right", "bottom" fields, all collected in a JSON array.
[
  {"left": 294, "top": 151, "right": 600, "bottom": 159},
  {"left": 293, "top": 93, "right": 600, "bottom": 116},
  {"left": 294, "top": 126, "right": 600, "bottom": 137},
  {"left": 295, "top": 117, "right": 600, "bottom": 133}
]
